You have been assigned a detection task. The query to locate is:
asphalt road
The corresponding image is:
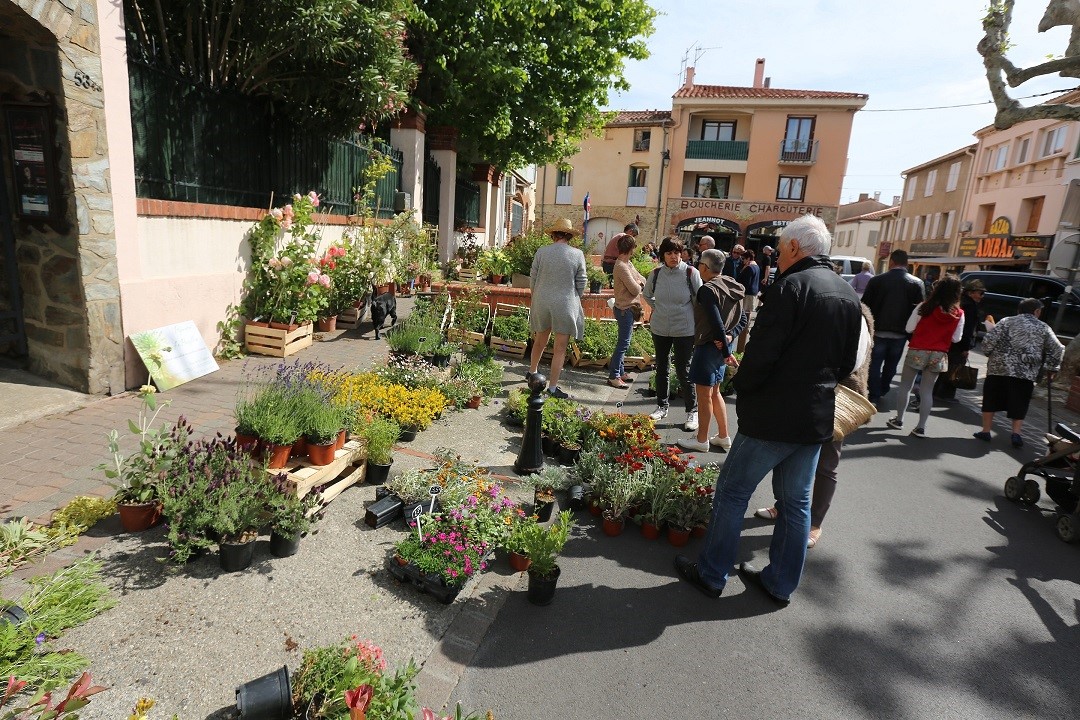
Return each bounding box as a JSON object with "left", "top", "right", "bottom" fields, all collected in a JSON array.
[{"left": 450, "top": 389, "right": 1080, "bottom": 719}]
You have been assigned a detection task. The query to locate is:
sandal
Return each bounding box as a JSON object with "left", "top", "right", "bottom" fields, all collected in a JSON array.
[
  {"left": 754, "top": 506, "right": 779, "bottom": 521},
  {"left": 807, "top": 527, "right": 822, "bottom": 549}
]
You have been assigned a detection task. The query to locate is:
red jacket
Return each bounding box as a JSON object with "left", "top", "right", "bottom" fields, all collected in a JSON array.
[{"left": 910, "top": 307, "right": 961, "bottom": 352}]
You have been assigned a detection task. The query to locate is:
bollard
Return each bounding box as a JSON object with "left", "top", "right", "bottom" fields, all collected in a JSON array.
[{"left": 514, "top": 373, "right": 548, "bottom": 475}]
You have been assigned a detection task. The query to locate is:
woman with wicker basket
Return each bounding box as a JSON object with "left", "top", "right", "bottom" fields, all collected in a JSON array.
[{"left": 755, "top": 305, "right": 874, "bottom": 548}]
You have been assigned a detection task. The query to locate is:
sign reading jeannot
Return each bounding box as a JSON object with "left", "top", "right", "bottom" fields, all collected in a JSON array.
[
  {"left": 129, "top": 321, "right": 219, "bottom": 391},
  {"left": 678, "top": 198, "right": 827, "bottom": 217}
]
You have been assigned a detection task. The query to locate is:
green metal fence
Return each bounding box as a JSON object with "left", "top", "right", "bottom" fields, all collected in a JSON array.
[{"left": 128, "top": 62, "right": 402, "bottom": 217}]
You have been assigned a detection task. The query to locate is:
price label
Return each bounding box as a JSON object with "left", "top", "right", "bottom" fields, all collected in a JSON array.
[
  {"left": 428, "top": 485, "right": 443, "bottom": 496},
  {"left": 413, "top": 504, "right": 425, "bottom": 540}
]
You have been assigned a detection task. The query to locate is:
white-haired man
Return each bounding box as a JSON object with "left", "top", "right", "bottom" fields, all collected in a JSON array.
[{"left": 675, "top": 214, "right": 862, "bottom": 607}]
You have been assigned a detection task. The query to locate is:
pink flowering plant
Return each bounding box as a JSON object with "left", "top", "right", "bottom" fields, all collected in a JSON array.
[
  {"left": 393, "top": 519, "right": 490, "bottom": 586},
  {"left": 241, "top": 192, "right": 332, "bottom": 324}
]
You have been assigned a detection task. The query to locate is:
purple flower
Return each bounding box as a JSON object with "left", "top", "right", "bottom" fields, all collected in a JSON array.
[{"left": 35, "top": 633, "right": 46, "bottom": 646}]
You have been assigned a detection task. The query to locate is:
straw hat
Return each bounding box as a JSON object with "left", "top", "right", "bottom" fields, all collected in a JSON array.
[{"left": 545, "top": 218, "right": 579, "bottom": 236}]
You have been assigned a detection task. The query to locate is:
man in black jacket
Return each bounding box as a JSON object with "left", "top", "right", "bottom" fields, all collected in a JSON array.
[
  {"left": 674, "top": 214, "right": 861, "bottom": 607},
  {"left": 861, "top": 249, "right": 925, "bottom": 403}
]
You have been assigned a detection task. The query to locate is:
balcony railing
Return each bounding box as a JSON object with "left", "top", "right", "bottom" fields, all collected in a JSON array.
[
  {"left": 779, "top": 138, "right": 819, "bottom": 164},
  {"left": 686, "top": 140, "right": 749, "bottom": 161},
  {"left": 626, "top": 186, "right": 647, "bottom": 207}
]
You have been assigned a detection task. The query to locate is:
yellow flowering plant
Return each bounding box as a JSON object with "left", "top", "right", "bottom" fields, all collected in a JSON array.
[{"left": 311, "top": 370, "right": 447, "bottom": 431}]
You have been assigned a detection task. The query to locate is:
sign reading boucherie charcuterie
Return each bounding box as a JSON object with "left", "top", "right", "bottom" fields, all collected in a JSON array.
[{"left": 678, "top": 198, "right": 827, "bottom": 217}]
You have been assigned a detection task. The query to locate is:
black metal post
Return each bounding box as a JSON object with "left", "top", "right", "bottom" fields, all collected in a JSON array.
[{"left": 514, "top": 373, "right": 548, "bottom": 475}]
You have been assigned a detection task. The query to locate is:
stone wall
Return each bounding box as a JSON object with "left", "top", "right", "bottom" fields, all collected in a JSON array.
[{"left": 0, "top": 0, "right": 124, "bottom": 393}]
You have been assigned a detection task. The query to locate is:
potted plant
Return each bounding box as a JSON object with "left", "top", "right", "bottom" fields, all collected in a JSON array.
[
  {"left": 267, "top": 474, "right": 317, "bottom": 557},
  {"left": 390, "top": 518, "right": 489, "bottom": 603},
  {"left": 503, "top": 231, "right": 549, "bottom": 287},
  {"left": 548, "top": 411, "right": 585, "bottom": 465},
  {"left": 504, "top": 388, "right": 529, "bottom": 427},
  {"left": 586, "top": 263, "right": 607, "bottom": 294},
  {"left": 384, "top": 317, "right": 426, "bottom": 357},
  {"left": 99, "top": 386, "right": 189, "bottom": 532},
  {"left": 201, "top": 439, "right": 271, "bottom": 572},
  {"left": 387, "top": 467, "right": 442, "bottom": 522},
  {"left": 304, "top": 397, "right": 344, "bottom": 466},
  {"left": 595, "top": 469, "right": 645, "bottom": 537},
  {"left": 248, "top": 385, "right": 303, "bottom": 469},
  {"left": 518, "top": 510, "right": 575, "bottom": 606},
  {"left": 523, "top": 466, "right": 571, "bottom": 522},
  {"left": 639, "top": 468, "right": 677, "bottom": 540},
  {"left": 505, "top": 514, "right": 538, "bottom": 572},
  {"left": 363, "top": 415, "right": 401, "bottom": 485},
  {"left": 477, "top": 247, "right": 512, "bottom": 284}
]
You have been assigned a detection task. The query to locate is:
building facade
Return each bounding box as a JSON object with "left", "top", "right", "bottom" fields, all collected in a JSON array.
[
  {"left": 834, "top": 194, "right": 896, "bottom": 269},
  {"left": 537, "top": 59, "right": 868, "bottom": 257},
  {"left": 895, "top": 145, "right": 977, "bottom": 259}
]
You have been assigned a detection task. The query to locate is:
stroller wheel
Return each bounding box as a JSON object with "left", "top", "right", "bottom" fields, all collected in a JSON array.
[
  {"left": 1021, "top": 479, "right": 1041, "bottom": 506},
  {"left": 1004, "top": 476, "right": 1024, "bottom": 502},
  {"left": 1055, "top": 513, "right": 1080, "bottom": 544}
]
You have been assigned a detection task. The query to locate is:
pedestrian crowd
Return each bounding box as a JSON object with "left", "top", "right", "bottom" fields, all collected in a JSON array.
[{"left": 529, "top": 217, "right": 1064, "bottom": 608}]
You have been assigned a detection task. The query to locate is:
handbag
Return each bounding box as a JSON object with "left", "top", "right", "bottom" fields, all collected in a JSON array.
[
  {"left": 950, "top": 363, "right": 978, "bottom": 390},
  {"left": 833, "top": 385, "right": 876, "bottom": 441}
]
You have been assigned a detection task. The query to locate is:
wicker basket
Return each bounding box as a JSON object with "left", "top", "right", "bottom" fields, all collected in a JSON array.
[{"left": 833, "top": 385, "right": 876, "bottom": 441}]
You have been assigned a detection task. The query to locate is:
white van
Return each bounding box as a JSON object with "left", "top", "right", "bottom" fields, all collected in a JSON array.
[{"left": 829, "top": 255, "right": 872, "bottom": 282}]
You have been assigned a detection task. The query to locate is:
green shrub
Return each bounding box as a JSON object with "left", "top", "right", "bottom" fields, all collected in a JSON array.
[
  {"left": 576, "top": 318, "right": 619, "bottom": 358},
  {"left": 504, "top": 231, "right": 551, "bottom": 277},
  {"left": 490, "top": 305, "right": 531, "bottom": 341}
]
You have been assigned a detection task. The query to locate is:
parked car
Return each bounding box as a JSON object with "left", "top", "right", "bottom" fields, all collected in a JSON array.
[
  {"left": 829, "top": 255, "right": 873, "bottom": 282},
  {"left": 959, "top": 270, "right": 1080, "bottom": 342}
]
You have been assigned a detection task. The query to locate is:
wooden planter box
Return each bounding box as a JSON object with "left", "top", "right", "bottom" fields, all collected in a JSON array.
[
  {"left": 336, "top": 302, "right": 366, "bottom": 330},
  {"left": 457, "top": 268, "right": 479, "bottom": 283},
  {"left": 447, "top": 302, "right": 490, "bottom": 349},
  {"left": 569, "top": 341, "right": 610, "bottom": 370},
  {"left": 245, "top": 323, "right": 313, "bottom": 358},
  {"left": 272, "top": 438, "right": 368, "bottom": 501},
  {"left": 489, "top": 303, "right": 530, "bottom": 359}
]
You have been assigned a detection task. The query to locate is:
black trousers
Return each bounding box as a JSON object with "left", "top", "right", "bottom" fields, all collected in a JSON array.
[{"left": 652, "top": 334, "right": 696, "bottom": 412}]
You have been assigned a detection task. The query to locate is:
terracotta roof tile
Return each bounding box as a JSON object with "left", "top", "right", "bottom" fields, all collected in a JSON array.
[
  {"left": 608, "top": 110, "right": 673, "bottom": 126},
  {"left": 673, "top": 85, "right": 868, "bottom": 101}
]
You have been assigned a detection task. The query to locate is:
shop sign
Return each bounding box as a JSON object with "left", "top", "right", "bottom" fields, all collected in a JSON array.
[{"left": 4, "top": 104, "right": 58, "bottom": 220}]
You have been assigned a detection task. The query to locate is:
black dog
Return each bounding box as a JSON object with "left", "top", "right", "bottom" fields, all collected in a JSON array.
[{"left": 368, "top": 291, "right": 398, "bottom": 339}]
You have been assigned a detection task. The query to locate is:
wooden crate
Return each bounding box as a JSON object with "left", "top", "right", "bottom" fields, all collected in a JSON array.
[
  {"left": 457, "top": 268, "right": 479, "bottom": 282},
  {"left": 337, "top": 303, "right": 366, "bottom": 330},
  {"left": 625, "top": 353, "right": 654, "bottom": 372},
  {"left": 272, "top": 439, "right": 367, "bottom": 499},
  {"left": 569, "top": 341, "right": 610, "bottom": 369},
  {"left": 489, "top": 303, "right": 530, "bottom": 359},
  {"left": 446, "top": 301, "right": 490, "bottom": 349},
  {"left": 245, "top": 323, "right": 313, "bottom": 358}
]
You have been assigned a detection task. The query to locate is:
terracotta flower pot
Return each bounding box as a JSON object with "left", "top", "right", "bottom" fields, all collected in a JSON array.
[
  {"left": 588, "top": 501, "right": 603, "bottom": 517},
  {"left": 269, "top": 321, "right": 300, "bottom": 331},
  {"left": 291, "top": 437, "right": 308, "bottom": 459},
  {"left": 508, "top": 551, "right": 531, "bottom": 573},
  {"left": 334, "top": 429, "right": 347, "bottom": 451},
  {"left": 601, "top": 515, "right": 625, "bottom": 537},
  {"left": 117, "top": 501, "right": 162, "bottom": 532},
  {"left": 266, "top": 443, "right": 293, "bottom": 470},
  {"left": 306, "top": 439, "right": 336, "bottom": 466},
  {"left": 667, "top": 526, "right": 691, "bottom": 547},
  {"left": 316, "top": 316, "right": 338, "bottom": 332},
  {"left": 466, "top": 395, "right": 482, "bottom": 409},
  {"left": 640, "top": 521, "right": 662, "bottom": 540},
  {"left": 691, "top": 525, "right": 708, "bottom": 538}
]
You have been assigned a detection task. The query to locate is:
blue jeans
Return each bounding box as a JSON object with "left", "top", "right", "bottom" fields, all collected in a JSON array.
[
  {"left": 609, "top": 306, "right": 634, "bottom": 379},
  {"left": 868, "top": 336, "right": 907, "bottom": 401},
  {"left": 696, "top": 434, "right": 822, "bottom": 601}
]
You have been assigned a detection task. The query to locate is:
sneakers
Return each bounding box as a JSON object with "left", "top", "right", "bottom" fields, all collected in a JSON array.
[
  {"left": 973, "top": 431, "right": 992, "bottom": 442},
  {"left": 886, "top": 417, "right": 903, "bottom": 430},
  {"left": 648, "top": 406, "right": 669, "bottom": 421},
  {"left": 1011, "top": 433, "right": 1024, "bottom": 448},
  {"left": 677, "top": 437, "right": 710, "bottom": 453},
  {"left": 547, "top": 386, "right": 569, "bottom": 399},
  {"left": 684, "top": 411, "right": 699, "bottom": 432},
  {"left": 910, "top": 427, "right": 927, "bottom": 438},
  {"left": 607, "top": 377, "right": 629, "bottom": 389},
  {"left": 709, "top": 435, "right": 732, "bottom": 451}
]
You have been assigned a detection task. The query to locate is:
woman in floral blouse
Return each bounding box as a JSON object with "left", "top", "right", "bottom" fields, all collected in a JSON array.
[{"left": 974, "top": 297, "right": 1064, "bottom": 448}]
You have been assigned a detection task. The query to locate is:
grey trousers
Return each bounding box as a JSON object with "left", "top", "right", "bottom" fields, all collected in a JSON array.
[{"left": 811, "top": 438, "right": 842, "bottom": 528}]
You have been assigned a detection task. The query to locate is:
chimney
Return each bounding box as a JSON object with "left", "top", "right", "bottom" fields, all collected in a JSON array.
[
  {"left": 873, "top": 191, "right": 881, "bottom": 202},
  {"left": 893, "top": 195, "right": 901, "bottom": 205},
  {"left": 764, "top": 77, "right": 771, "bottom": 88},
  {"left": 683, "top": 66, "right": 695, "bottom": 88},
  {"left": 753, "top": 58, "right": 765, "bottom": 88},
  {"left": 858, "top": 193, "right": 869, "bottom": 202}
]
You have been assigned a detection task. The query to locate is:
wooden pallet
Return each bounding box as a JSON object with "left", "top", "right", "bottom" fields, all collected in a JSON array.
[
  {"left": 272, "top": 439, "right": 367, "bottom": 499},
  {"left": 245, "top": 323, "right": 313, "bottom": 358}
]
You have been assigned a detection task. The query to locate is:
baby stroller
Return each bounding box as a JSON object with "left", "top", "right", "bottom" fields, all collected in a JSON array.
[{"left": 1003, "top": 421, "right": 1080, "bottom": 543}]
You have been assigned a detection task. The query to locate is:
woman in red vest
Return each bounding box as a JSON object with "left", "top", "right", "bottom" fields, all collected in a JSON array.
[{"left": 886, "top": 275, "right": 964, "bottom": 438}]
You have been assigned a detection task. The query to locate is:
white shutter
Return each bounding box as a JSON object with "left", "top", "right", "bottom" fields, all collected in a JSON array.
[{"left": 943, "top": 211, "right": 955, "bottom": 239}]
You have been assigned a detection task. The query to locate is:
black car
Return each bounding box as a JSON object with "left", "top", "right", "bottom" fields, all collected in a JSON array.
[{"left": 959, "top": 271, "right": 1080, "bottom": 342}]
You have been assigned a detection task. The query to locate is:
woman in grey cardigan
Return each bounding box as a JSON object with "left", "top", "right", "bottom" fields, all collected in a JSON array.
[
  {"left": 526, "top": 218, "right": 587, "bottom": 399},
  {"left": 643, "top": 236, "right": 703, "bottom": 429}
]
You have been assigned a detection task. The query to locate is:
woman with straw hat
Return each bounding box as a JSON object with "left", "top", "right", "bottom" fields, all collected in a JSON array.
[{"left": 526, "top": 218, "right": 587, "bottom": 398}]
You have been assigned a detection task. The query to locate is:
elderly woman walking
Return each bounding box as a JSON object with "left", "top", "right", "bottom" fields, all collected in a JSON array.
[
  {"left": 526, "top": 218, "right": 587, "bottom": 399},
  {"left": 974, "top": 297, "right": 1064, "bottom": 448}
]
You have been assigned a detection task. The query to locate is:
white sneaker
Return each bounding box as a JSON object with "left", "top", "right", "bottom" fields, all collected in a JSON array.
[
  {"left": 683, "top": 411, "right": 699, "bottom": 432},
  {"left": 648, "top": 406, "right": 669, "bottom": 421},
  {"left": 710, "top": 435, "right": 732, "bottom": 451},
  {"left": 677, "top": 437, "right": 710, "bottom": 453}
]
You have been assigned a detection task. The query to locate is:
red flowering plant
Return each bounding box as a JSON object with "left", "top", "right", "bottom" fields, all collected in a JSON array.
[
  {"left": 665, "top": 466, "right": 717, "bottom": 531},
  {"left": 588, "top": 411, "right": 661, "bottom": 455}
]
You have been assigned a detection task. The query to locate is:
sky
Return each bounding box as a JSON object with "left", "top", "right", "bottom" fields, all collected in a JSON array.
[{"left": 607, "top": 0, "right": 1077, "bottom": 205}]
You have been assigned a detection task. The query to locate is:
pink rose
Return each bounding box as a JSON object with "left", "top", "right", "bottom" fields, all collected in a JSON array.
[
  {"left": 319, "top": 274, "right": 331, "bottom": 288},
  {"left": 270, "top": 208, "right": 283, "bottom": 221},
  {"left": 280, "top": 257, "right": 293, "bottom": 268},
  {"left": 268, "top": 258, "right": 282, "bottom": 270},
  {"left": 283, "top": 204, "right": 294, "bottom": 217},
  {"left": 307, "top": 271, "right": 320, "bottom": 285},
  {"left": 308, "top": 191, "right": 320, "bottom": 207}
]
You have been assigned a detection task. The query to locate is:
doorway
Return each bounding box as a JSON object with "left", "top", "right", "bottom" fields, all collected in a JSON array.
[{"left": 0, "top": 152, "right": 28, "bottom": 364}]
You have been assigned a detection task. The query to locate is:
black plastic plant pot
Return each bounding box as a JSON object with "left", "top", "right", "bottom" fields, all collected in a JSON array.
[
  {"left": 365, "top": 493, "right": 404, "bottom": 529},
  {"left": 236, "top": 665, "right": 291, "bottom": 720},
  {"left": 0, "top": 603, "right": 28, "bottom": 627},
  {"left": 399, "top": 428, "right": 418, "bottom": 442},
  {"left": 219, "top": 540, "right": 255, "bottom": 573},
  {"left": 526, "top": 565, "right": 561, "bottom": 606},
  {"left": 566, "top": 485, "right": 586, "bottom": 511},
  {"left": 558, "top": 445, "right": 580, "bottom": 466},
  {"left": 269, "top": 532, "right": 301, "bottom": 558},
  {"left": 366, "top": 460, "right": 393, "bottom": 486},
  {"left": 402, "top": 498, "right": 441, "bottom": 527},
  {"left": 533, "top": 494, "right": 555, "bottom": 523},
  {"left": 424, "top": 574, "right": 464, "bottom": 604},
  {"left": 541, "top": 435, "right": 557, "bottom": 457},
  {"left": 589, "top": 280, "right": 603, "bottom": 294}
]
